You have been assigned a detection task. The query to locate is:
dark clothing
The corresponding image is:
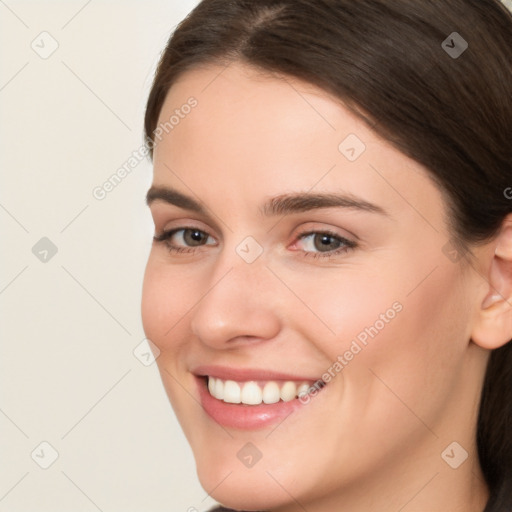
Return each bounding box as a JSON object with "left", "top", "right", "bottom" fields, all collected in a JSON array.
[{"left": 209, "top": 507, "right": 263, "bottom": 511}]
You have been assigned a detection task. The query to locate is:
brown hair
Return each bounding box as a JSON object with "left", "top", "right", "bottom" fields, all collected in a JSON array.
[{"left": 144, "top": 1, "right": 512, "bottom": 510}]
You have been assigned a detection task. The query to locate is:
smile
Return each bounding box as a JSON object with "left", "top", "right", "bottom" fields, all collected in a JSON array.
[
  {"left": 192, "top": 366, "right": 328, "bottom": 429},
  {"left": 207, "top": 376, "right": 321, "bottom": 405}
]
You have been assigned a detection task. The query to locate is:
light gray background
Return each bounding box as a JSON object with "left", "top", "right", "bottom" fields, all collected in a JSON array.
[
  {"left": 2, "top": 1, "right": 512, "bottom": 511},
  {"left": 0, "top": 1, "right": 217, "bottom": 511}
]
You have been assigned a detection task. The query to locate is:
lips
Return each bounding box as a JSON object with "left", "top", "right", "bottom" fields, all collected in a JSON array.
[
  {"left": 192, "top": 365, "right": 327, "bottom": 429},
  {"left": 193, "top": 365, "right": 323, "bottom": 383}
]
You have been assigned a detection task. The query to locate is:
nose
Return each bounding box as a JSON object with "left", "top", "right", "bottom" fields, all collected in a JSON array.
[{"left": 189, "top": 252, "right": 282, "bottom": 349}]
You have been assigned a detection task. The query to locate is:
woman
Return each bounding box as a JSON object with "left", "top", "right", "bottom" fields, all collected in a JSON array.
[{"left": 141, "top": 1, "right": 512, "bottom": 510}]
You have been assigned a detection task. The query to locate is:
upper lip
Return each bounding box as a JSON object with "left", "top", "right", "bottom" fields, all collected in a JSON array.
[{"left": 192, "top": 365, "right": 323, "bottom": 383}]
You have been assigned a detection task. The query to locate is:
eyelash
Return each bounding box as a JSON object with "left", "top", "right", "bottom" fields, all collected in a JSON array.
[{"left": 153, "top": 227, "right": 357, "bottom": 260}]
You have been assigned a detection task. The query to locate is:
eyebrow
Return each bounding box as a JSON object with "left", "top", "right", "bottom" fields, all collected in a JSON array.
[{"left": 146, "top": 186, "right": 388, "bottom": 217}]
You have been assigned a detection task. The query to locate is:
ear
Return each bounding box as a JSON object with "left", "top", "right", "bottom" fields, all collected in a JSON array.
[{"left": 471, "top": 215, "right": 512, "bottom": 350}]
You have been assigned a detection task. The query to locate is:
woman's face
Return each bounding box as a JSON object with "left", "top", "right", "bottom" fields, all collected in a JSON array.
[{"left": 142, "top": 63, "right": 487, "bottom": 510}]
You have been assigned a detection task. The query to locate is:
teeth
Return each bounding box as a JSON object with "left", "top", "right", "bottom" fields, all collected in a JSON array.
[
  {"left": 223, "top": 380, "right": 241, "bottom": 403},
  {"left": 206, "top": 377, "right": 321, "bottom": 405},
  {"left": 241, "top": 381, "right": 262, "bottom": 405},
  {"left": 262, "top": 382, "right": 280, "bottom": 404},
  {"left": 280, "top": 381, "right": 297, "bottom": 402},
  {"left": 214, "top": 378, "right": 224, "bottom": 400},
  {"left": 208, "top": 376, "right": 215, "bottom": 395},
  {"left": 297, "top": 383, "right": 310, "bottom": 398}
]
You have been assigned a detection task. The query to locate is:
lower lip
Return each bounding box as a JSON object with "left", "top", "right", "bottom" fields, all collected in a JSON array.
[{"left": 196, "top": 376, "right": 320, "bottom": 430}]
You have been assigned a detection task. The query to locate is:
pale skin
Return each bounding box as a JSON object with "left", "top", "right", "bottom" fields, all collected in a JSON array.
[{"left": 141, "top": 62, "right": 512, "bottom": 512}]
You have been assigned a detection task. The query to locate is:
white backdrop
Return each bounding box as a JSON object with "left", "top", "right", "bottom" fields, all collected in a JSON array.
[{"left": 0, "top": 1, "right": 216, "bottom": 511}]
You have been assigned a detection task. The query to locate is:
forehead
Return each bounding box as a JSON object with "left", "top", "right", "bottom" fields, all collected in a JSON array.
[
  {"left": 155, "top": 62, "right": 363, "bottom": 159},
  {"left": 152, "top": 62, "right": 444, "bottom": 223}
]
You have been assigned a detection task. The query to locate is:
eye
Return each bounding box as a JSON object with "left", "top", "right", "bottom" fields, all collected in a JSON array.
[
  {"left": 153, "top": 227, "right": 355, "bottom": 258},
  {"left": 292, "top": 230, "right": 357, "bottom": 258},
  {"left": 154, "top": 228, "right": 216, "bottom": 252}
]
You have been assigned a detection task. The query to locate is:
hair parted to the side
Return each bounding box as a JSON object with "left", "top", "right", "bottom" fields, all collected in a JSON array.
[{"left": 144, "top": 1, "right": 512, "bottom": 510}]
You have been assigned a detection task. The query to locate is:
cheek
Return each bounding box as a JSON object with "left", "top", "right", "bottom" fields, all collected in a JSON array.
[
  {"left": 141, "top": 257, "right": 196, "bottom": 353},
  {"left": 141, "top": 259, "right": 204, "bottom": 432},
  {"left": 340, "top": 260, "right": 469, "bottom": 432},
  {"left": 285, "top": 248, "right": 470, "bottom": 400},
  {"left": 278, "top": 261, "right": 403, "bottom": 360}
]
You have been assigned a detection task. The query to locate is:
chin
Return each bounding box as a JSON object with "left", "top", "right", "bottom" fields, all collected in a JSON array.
[
  {"left": 190, "top": 439, "right": 303, "bottom": 511},
  {"left": 197, "top": 467, "right": 291, "bottom": 511}
]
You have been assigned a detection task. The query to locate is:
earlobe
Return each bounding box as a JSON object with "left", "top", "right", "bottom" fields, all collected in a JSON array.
[{"left": 471, "top": 220, "right": 512, "bottom": 350}]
